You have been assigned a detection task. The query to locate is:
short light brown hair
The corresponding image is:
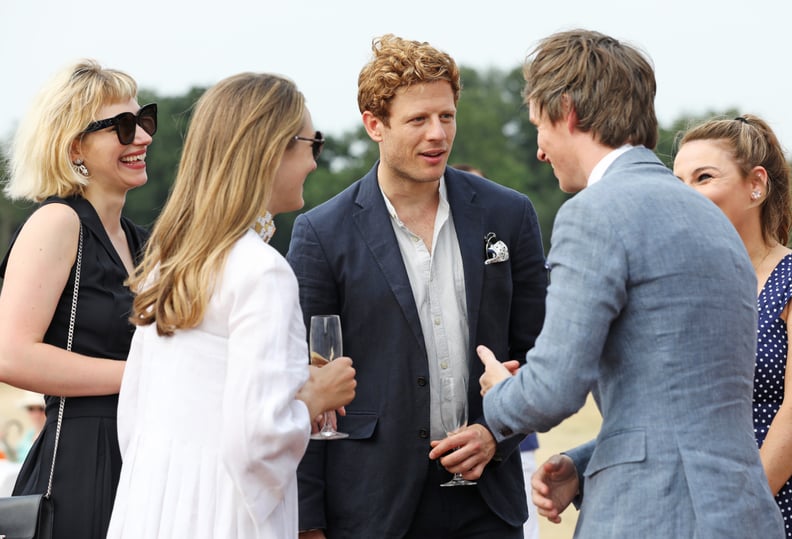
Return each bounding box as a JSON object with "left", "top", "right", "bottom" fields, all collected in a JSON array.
[
  {"left": 676, "top": 114, "right": 792, "bottom": 244},
  {"left": 357, "top": 34, "right": 461, "bottom": 124},
  {"left": 5, "top": 59, "right": 138, "bottom": 201},
  {"left": 523, "top": 29, "right": 658, "bottom": 149}
]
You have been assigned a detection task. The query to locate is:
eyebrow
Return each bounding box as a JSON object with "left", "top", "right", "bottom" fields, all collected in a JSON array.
[{"left": 690, "top": 165, "right": 719, "bottom": 174}]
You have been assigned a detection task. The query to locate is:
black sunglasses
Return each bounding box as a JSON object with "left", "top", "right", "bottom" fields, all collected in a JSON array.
[
  {"left": 83, "top": 103, "right": 158, "bottom": 145},
  {"left": 294, "top": 130, "right": 325, "bottom": 160}
]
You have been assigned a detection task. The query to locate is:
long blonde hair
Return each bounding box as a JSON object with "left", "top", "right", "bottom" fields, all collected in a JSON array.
[
  {"left": 129, "top": 73, "right": 306, "bottom": 335},
  {"left": 5, "top": 59, "right": 138, "bottom": 201}
]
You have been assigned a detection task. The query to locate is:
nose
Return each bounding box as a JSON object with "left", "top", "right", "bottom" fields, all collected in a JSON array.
[
  {"left": 426, "top": 117, "right": 447, "bottom": 141},
  {"left": 134, "top": 124, "right": 154, "bottom": 145},
  {"left": 536, "top": 147, "right": 549, "bottom": 163}
]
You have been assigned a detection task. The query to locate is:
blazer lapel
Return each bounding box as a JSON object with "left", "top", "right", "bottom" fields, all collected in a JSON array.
[
  {"left": 352, "top": 167, "right": 427, "bottom": 353},
  {"left": 445, "top": 170, "right": 484, "bottom": 356}
]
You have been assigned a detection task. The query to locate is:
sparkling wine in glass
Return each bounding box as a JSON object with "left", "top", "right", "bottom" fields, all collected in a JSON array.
[
  {"left": 439, "top": 376, "right": 476, "bottom": 487},
  {"left": 309, "top": 315, "right": 349, "bottom": 440}
]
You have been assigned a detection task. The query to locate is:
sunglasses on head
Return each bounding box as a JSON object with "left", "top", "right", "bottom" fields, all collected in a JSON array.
[
  {"left": 83, "top": 103, "right": 158, "bottom": 145},
  {"left": 293, "top": 130, "right": 325, "bottom": 160}
]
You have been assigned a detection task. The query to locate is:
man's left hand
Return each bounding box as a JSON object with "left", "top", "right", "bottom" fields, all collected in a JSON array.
[{"left": 428, "top": 423, "right": 496, "bottom": 480}]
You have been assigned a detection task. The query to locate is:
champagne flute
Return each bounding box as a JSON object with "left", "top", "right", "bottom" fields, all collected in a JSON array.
[
  {"left": 309, "top": 314, "right": 349, "bottom": 440},
  {"left": 439, "top": 376, "right": 476, "bottom": 487}
]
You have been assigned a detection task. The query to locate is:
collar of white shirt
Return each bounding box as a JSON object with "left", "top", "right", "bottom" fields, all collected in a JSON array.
[
  {"left": 587, "top": 144, "right": 634, "bottom": 187},
  {"left": 381, "top": 175, "right": 449, "bottom": 223}
]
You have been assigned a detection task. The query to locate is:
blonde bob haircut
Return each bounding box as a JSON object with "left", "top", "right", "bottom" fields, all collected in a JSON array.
[
  {"left": 4, "top": 59, "right": 138, "bottom": 201},
  {"left": 129, "top": 73, "right": 306, "bottom": 335},
  {"left": 523, "top": 29, "right": 658, "bottom": 150},
  {"left": 676, "top": 114, "right": 792, "bottom": 245},
  {"left": 357, "top": 34, "right": 461, "bottom": 124}
]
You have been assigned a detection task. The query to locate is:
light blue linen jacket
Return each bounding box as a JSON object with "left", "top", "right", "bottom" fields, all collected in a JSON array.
[{"left": 484, "top": 147, "right": 785, "bottom": 538}]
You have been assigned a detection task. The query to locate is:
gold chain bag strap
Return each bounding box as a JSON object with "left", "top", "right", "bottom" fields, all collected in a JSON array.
[{"left": 0, "top": 224, "right": 83, "bottom": 539}]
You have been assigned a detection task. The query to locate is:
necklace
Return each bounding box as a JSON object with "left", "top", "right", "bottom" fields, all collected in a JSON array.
[
  {"left": 752, "top": 245, "right": 773, "bottom": 272},
  {"left": 252, "top": 212, "right": 276, "bottom": 243}
]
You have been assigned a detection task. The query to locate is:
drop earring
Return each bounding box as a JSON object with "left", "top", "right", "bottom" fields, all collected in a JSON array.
[{"left": 73, "top": 159, "right": 89, "bottom": 177}]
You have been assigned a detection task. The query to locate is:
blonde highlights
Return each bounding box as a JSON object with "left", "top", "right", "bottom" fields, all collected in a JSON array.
[
  {"left": 5, "top": 59, "right": 138, "bottom": 201},
  {"left": 129, "top": 73, "right": 306, "bottom": 335}
]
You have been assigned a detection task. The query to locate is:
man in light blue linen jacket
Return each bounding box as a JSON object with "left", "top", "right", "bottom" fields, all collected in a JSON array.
[{"left": 477, "top": 29, "right": 785, "bottom": 538}]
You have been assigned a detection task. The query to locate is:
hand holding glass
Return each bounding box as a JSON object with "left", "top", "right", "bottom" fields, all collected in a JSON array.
[
  {"left": 439, "top": 376, "right": 476, "bottom": 486},
  {"left": 309, "top": 315, "right": 349, "bottom": 440}
]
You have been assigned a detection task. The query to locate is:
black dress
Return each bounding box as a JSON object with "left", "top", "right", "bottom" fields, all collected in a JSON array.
[{"left": 0, "top": 196, "right": 148, "bottom": 539}]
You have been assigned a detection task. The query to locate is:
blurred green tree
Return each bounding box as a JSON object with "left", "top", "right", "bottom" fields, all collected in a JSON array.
[{"left": 0, "top": 64, "right": 781, "bottom": 266}]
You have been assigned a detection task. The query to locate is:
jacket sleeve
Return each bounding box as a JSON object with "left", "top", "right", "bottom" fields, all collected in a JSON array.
[
  {"left": 484, "top": 194, "right": 624, "bottom": 438},
  {"left": 287, "top": 213, "right": 339, "bottom": 531}
]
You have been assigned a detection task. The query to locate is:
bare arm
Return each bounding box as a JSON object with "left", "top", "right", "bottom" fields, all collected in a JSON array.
[
  {"left": 758, "top": 305, "right": 792, "bottom": 495},
  {"left": 0, "top": 205, "right": 124, "bottom": 395}
]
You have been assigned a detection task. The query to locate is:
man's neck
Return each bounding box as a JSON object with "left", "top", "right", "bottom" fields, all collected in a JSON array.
[{"left": 377, "top": 164, "right": 441, "bottom": 213}]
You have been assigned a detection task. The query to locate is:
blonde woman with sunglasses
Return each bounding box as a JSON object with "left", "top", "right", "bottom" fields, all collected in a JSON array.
[{"left": 0, "top": 59, "right": 154, "bottom": 538}]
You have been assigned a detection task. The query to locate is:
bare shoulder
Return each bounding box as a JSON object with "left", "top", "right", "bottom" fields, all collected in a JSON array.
[
  {"left": 24, "top": 202, "right": 80, "bottom": 236},
  {"left": 11, "top": 203, "right": 80, "bottom": 263}
]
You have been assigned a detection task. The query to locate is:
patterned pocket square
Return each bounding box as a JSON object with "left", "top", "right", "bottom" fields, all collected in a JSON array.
[{"left": 484, "top": 232, "right": 509, "bottom": 265}]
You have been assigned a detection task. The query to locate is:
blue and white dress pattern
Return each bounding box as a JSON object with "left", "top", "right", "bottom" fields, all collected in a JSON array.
[{"left": 755, "top": 253, "right": 792, "bottom": 537}]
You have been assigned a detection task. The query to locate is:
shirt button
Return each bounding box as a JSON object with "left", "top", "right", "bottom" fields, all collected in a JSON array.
[
  {"left": 417, "top": 376, "right": 427, "bottom": 387},
  {"left": 418, "top": 429, "right": 429, "bottom": 439},
  {"left": 440, "top": 361, "right": 448, "bottom": 369},
  {"left": 499, "top": 427, "right": 513, "bottom": 437},
  {"left": 434, "top": 317, "right": 441, "bottom": 326}
]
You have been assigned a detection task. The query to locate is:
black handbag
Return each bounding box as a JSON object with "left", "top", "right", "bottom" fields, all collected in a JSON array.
[
  {"left": 0, "top": 225, "right": 82, "bottom": 539},
  {"left": 0, "top": 495, "right": 53, "bottom": 539}
]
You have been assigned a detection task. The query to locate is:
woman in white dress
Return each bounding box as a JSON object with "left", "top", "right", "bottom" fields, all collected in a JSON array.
[{"left": 106, "top": 73, "right": 356, "bottom": 538}]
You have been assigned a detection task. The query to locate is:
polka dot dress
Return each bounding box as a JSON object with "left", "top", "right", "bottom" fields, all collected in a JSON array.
[{"left": 755, "top": 253, "right": 792, "bottom": 537}]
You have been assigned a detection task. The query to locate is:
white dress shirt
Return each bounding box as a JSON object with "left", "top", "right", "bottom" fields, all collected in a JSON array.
[{"left": 381, "top": 177, "right": 469, "bottom": 440}]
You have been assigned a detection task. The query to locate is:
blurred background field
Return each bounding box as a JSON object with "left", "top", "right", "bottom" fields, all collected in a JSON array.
[{"left": 0, "top": 384, "right": 34, "bottom": 458}]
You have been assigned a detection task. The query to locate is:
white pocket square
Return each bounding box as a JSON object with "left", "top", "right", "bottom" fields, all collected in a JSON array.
[{"left": 484, "top": 233, "right": 509, "bottom": 265}]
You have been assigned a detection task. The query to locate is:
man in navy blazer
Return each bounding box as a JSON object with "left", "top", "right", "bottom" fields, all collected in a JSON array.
[
  {"left": 288, "top": 34, "right": 547, "bottom": 538},
  {"left": 479, "top": 29, "right": 785, "bottom": 538}
]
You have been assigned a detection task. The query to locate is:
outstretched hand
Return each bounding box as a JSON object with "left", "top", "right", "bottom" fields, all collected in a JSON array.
[
  {"left": 531, "top": 453, "right": 580, "bottom": 524},
  {"left": 477, "top": 345, "right": 520, "bottom": 396}
]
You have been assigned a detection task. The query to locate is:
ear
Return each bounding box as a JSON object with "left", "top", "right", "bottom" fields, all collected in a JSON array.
[
  {"left": 69, "top": 137, "right": 82, "bottom": 162},
  {"left": 749, "top": 165, "right": 769, "bottom": 193},
  {"left": 362, "top": 111, "right": 384, "bottom": 143},
  {"left": 566, "top": 107, "right": 579, "bottom": 134},
  {"left": 562, "top": 95, "right": 578, "bottom": 134}
]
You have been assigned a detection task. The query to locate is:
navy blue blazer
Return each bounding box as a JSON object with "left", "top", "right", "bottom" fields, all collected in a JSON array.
[{"left": 287, "top": 164, "right": 547, "bottom": 537}]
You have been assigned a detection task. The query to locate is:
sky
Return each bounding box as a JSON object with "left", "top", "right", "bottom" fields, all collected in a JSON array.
[{"left": 1, "top": 0, "right": 791, "bottom": 157}]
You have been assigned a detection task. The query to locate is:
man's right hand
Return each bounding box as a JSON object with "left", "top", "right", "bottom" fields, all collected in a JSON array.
[{"left": 531, "top": 453, "right": 580, "bottom": 524}]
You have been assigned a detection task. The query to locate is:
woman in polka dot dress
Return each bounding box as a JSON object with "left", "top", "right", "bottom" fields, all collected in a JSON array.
[{"left": 675, "top": 113, "right": 792, "bottom": 537}]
